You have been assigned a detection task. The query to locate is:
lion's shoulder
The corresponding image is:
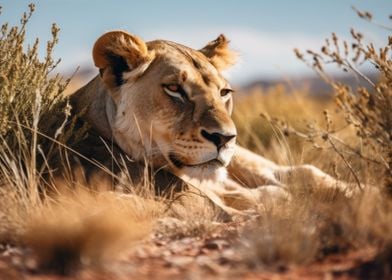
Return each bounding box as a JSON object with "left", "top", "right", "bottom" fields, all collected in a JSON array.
[{"left": 70, "top": 75, "right": 114, "bottom": 140}]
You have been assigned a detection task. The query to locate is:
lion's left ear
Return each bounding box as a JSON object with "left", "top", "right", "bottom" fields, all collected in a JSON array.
[
  {"left": 93, "top": 31, "right": 153, "bottom": 89},
  {"left": 199, "top": 34, "right": 237, "bottom": 71}
]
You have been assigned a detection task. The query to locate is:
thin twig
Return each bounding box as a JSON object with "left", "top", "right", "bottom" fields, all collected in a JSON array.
[
  {"left": 327, "top": 136, "right": 363, "bottom": 192},
  {"left": 329, "top": 134, "right": 386, "bottom": 167},
  {"left": 352, "top": 6, "right": 392, "bottom": 31},
  {"left": 8, "top": 121, "right": 122, "bottom": 181},
  {"left": 344, "top": 58, "right": 375, "bottom": 87}
]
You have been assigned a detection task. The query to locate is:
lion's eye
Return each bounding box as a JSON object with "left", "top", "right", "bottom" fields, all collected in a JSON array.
[
  {"left": 167, "top": 84, "right": 179, "bottom": 92},
  {"left": 163, "top": 84, "right": 186, "bottom": 102},
  {"left": 220, "top": 88, "right": 234, "bottom": 99}
]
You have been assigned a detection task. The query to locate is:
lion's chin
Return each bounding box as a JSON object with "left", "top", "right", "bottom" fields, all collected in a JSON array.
[
  {"left": 166, "top": 153, "right": 229, "bottom": 183},
  {"left": 178, "top": 163, "right": 228, "bottom": 183}
]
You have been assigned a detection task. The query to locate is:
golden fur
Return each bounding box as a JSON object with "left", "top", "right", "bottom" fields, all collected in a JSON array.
[{"left": 71, "top": 31, "right": 354, "bottom": 213}]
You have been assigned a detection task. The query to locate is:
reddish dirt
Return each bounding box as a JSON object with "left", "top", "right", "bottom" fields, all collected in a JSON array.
[{"left": 0, "top": 222, "right": 387, "bottom": 280}]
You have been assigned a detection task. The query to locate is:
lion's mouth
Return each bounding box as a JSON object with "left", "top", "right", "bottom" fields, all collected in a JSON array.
[{"left": 169, "top": 153, "right": 222, "bottom": 169}]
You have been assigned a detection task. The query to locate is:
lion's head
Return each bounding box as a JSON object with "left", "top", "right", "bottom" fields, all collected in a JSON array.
[{"left": 92, "top": 31, "right": 238, "bottom": 182}]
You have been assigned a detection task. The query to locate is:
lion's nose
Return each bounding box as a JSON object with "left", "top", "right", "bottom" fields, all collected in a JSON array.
[{"left": 201, "top": 129, "right": 236, "bottom": 150}]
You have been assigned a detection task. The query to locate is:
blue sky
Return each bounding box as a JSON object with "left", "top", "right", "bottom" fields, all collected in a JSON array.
[{"left": 2, "top": 0, "right": 391, "bottom": 84}]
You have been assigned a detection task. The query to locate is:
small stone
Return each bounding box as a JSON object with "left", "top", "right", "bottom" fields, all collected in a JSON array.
[
  {"left": 204, "top": 239, "right": 229, "bottom": 250},
  {"left": 196, "top": 255, "right": 210, "bottom": 265},
  {"left": 166, "top": 256, "right": 194, "bottom": 267}
]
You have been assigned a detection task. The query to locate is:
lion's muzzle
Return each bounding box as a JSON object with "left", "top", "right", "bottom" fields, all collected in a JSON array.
[{"left": 216, "top": 144, "right": 236, "bottom": 167}]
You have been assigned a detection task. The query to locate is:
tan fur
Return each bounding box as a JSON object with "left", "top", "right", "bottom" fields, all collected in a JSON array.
[{"left": 70, "top": 31, "right": 355, "bottom": 213}]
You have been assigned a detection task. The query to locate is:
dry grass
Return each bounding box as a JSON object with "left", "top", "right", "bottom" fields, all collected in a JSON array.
[
  {"left": 238, "top": 185, "right": 392, "bottom": 269},
  {"left": 24, "top": 188, "right": 156, "bottom": 274},
  {"left": 233, "top": 87, "right": 336, "bottom": 163},
  {"left": 0, "top": 4, "right": 391, "bottom": 278}
]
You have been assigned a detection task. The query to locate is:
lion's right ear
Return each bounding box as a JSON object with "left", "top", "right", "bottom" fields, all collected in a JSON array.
[
  {"left": 199, "top": 34, "right": 237, "bottom": 71},
  {"left": 93, "top": 31, "right": 153, "bottom": 88}
]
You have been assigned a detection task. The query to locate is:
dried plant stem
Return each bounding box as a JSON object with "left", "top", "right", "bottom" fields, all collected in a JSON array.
[
  {"left": 352, "top": 6, "right": 392, "bottom": 31},
  {"left": 326, "top": 136, "right": 363, "bottom": 191},
  {"left": 343, "top": 58, "right": 375, "bottom": 87}
]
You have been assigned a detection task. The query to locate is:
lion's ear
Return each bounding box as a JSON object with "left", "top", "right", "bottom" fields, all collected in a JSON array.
[
  {"left": 93, "top": 31, "right": 152, "bottom": 88},
  {"left": 199, "top": 34, "right": 237, "bottom": 71}
]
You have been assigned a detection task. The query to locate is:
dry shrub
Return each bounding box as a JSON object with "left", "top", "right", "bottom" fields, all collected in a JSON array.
[
  {"left": 0, "top": 4, "right": 77, "bottom": 151},
  {"left": 0, "top": 4, "right": 74, "bottom": 243},
  {"left": 0, "top": 4, "right": 88, "bottom": 199},
  {"left": 292, "top": 9, "right": 392, "bottom": 192}
]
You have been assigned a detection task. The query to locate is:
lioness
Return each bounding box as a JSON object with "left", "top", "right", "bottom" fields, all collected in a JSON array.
[{"left": 70, "top": 31, "right": 352, "bottom": 212}]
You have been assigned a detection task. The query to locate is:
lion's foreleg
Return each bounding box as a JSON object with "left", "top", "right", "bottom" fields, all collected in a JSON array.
[
  {"left": 227, "top": 145, "right": 283, "bottom": 188},
  {"left": 274, "top": 164, "right": 360, "bottom": 196},
  {"left": 227, "top": 145, "right": 359, "bottom": 197}
]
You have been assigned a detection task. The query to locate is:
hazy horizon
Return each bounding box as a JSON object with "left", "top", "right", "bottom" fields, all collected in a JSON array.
[{"left": 2, "top": 0, "right": 390, "bottom": 84}]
